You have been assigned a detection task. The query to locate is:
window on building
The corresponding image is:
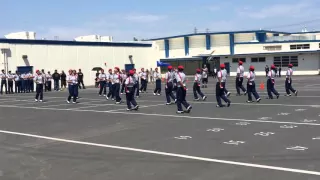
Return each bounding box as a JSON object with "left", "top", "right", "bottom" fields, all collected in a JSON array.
[
  {"left": 263, "top": 45, "right": 282, "bottom": 51},
  {"left": 290, "top": 44, "right": 310, "bottom": 50},
  {"left": 232, "top": 58, "right": 246, "bottom": 63},
  {"left": 251, "top": 57, "right": 266, "bottom": 63},
  {"left": 273, "top": 56, "right": 299, "bottom": 67}
]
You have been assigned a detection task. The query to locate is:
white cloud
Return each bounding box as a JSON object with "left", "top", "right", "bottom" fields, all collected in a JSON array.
[
  {"left": 238, "top": 2, "right": 316, "bottom": 19},
  {"left": 125, "top": 14, "right": 166, "bottom": 23}
]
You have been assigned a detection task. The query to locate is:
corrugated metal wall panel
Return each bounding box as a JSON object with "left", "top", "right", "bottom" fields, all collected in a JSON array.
[
  {"left": 234, "top": 33, "right": 255, "bottom": 43},
  {"left": 157, "top": 40, "right": 165, "bottom": 50},
  {"left": 211, "top": 34, "right": 230, "bottom": 47},
  {"left": 169, "top": 38, "right": 184, "bottom": 49},
  {"left": 189, "top": 35, "right": 205, "bottom": 48}
]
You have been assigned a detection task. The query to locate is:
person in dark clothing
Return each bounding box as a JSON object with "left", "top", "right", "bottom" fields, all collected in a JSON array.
[
  {"left": 95, "top": 70, "right": 100, "bottom": 88},
  {"left": 265, "top": 65, "right": 269, "bottom": 77},
  {"left": 52, "top": 70, "right": 61, "bottom": 91},
  {"left": 60, "top": 70, "right": 66, "bottom": 90},
  {"left": 78, "top": 69, "right": 85, "bottom": 89},
  {"left": 278, "top": 67, "right": 282, "bottom": 77}
]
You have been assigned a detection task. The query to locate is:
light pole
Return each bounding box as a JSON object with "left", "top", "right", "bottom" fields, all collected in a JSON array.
[{"left": 1, "top": 48, "right": 9, "bottom": 74}]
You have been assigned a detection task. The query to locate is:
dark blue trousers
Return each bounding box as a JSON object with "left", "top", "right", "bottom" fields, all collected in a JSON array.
[
  {"left": 236, "top": 77, "right": 246, "bottom": 94},
  {"left": 154, "top": 79, "right": 161, "bottom": 94},
  {"left": 285, "top": 78, "right": 296, "bottom": 94},
  {"left": 216, "top": 82, "right": 230, "bottom": 106},
  {"left": 99, "top": 81, "right": 106, "bottom": 95},
  {"left": 126, "top": 87, "right": 137, "bottom": 109},
  {"left": 107, "top": 82, "right": 114, "bottom": 98},
  {"left": 113, "top": 83, "right": 121, "bottom": 102},
  {"left": 247, "top": 82, "right": 260, "bottom": 101},
  {"left": 35, "top": 84, "right": 43, "bottom": 100},
  {"left": 67, "top": 85, "right": 77, "bottom": 102},
  {"left": 267, "top": 79, "right": 279, "bottom": 99},
  {"left": 176, "top": 87, "right": 190, "bottom": 111},
  {"left": 165, "top": 82, "right": 176, "bottom": 103},
  {"left": 193, "top": 82, "right": 204, "bottom": 99}
]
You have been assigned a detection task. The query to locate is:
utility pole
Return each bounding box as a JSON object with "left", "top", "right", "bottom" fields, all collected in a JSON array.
[{"left": 194, "top": 27, "right": 198, "bottom": 34}]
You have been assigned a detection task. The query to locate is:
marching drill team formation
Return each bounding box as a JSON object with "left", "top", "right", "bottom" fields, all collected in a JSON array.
[{"left": 0, "top": 61, "right": 298, "bottom": 114}]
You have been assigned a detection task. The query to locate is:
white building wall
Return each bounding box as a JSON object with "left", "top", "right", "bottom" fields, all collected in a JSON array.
[
  {"left": 234, "top": 33, "right": 255, "bottom": 43},
  {"left": 189, "top": 35, "right": 205, "bottom": 56},
  {"left": 210, "top": 34, "right": 230, "bottom": 55},
  {"left": 234, "top": 42, "right": 320, "bottom": 54},
  {"left": 169, "top": 38, "right": 184, "bottom": 58},
  {"left": 219, "top": 53, "right": 320, "bottom": 76},
  {"left": 0, "top": 43, "right": 157, "bottom": 86}
]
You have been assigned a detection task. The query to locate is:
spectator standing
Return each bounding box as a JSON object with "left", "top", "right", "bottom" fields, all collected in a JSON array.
[
  {"left": 78, "top": 69, "right": 85, "bottom": 89},
  {"left": 52, "top": 70, "right": 61, "bottom": 91},
  {"left": 60, "top": 70, "right": 66, "bottom": 90}
]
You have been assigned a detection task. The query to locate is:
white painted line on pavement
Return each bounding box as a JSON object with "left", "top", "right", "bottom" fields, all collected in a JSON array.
[{"left": 0, "top": 130, "right": 319, "bottom": 175}]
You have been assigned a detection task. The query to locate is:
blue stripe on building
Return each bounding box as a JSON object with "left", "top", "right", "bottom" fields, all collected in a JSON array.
[
  {"left": 164, "top": 39, "right": 170, "bottom": 58},
  {"left": 0, "top": 39, "right": 152, "bottom": 47},
  {"left": 205, "top": 35, "right": 211, "bottom": 50},
  {"left": 229, "top": 34, "right": 234, "bottom": 55},
  {"left": 255, "top": 32, "right": 267, "bottom": 42},
  {"left": 184, "top": 37, "right": 189, "bottom": 55}
]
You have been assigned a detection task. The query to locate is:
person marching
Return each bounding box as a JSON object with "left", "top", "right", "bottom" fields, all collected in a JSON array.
[
  {"left": 7, "top": 71, "right": 15, "bottom": 94},
  {"left": 73, "top": 70, "right": 79, "bottom": 99},
  {"left": 236, "top": 61, "right": 247, "bottom": 96},
  {"left": 175, "top": 66, "right": 192, "bottom": 114},
  {"left": 222, "top": 67, "right": 231, "bottom": 97},
  {"left": 98, "top": 69, "right": 107, "bottom": 96},
  {"left": 133, "top": 68, "right": 140, "bottom": 98},
  {"left": 194, "top": 68, "right": 207, "bottom": 101},
  {"left": 139, "top": 68, "right": 147, "bottom": 93},
  {"left": 202, "top": 65, "right": 208, "bottom": 88},
  {"left": 125, "top": 70, "right": 139, "bottom": 111},
  {"left": 34, "top": 70, "right": 44, "bottom": 102},
  {"left": 153, "top": 68, "right": 162, "bottom": 95},
  {"left": 106, "top": 69, "right": 114, "bottom": 100},
  {"left": 0, "top": 69, "right": 7, "bottom": 94},
  {"left": 246, "top": 66, "right": 261, "bottom": 103},
  {"left": 165, "top": 66, "right": 176, "bottom": 105},
  {"left": 14, "top": 71, "right": 21, "bottom": 93},
  {"left": 266, "top": 64, "right": 280, "bottom": 99},
  {"left": 285, "top": 64, "right": 298, "bottom": 96},
  {"left": 120, "top": 69, "right": 127, "bottom": 94},
  {"left": 172, "top": 67, "right": 178, "bottom": 93},
  {"left": 113, "top": 67, "right": 122, "bottom": 104},
  {"left": 29, "top": 71, "right": 35, "bottom": 93},
  {"left": 216, "top": 64, "right": 231, "bottom": 107},
  {"left": 66, "top": 70, "right": 77, "bottom": 104}
]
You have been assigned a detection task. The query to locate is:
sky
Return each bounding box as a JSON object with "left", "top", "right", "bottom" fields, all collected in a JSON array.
[{"left": 1, "top": 0, "right": 320, "bottom": 41}]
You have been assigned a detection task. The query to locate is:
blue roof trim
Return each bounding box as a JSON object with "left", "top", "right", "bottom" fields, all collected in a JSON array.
[
  {"left": 0, "top": 38, "right": 152, "bottom": 47},
  {"left": 146, "top": 30, "right": 291, "bottom": 41},
  {"left": 290, "top": 31, "right": 320, "bottom": 34},
  {"left": 209, "top": 50, "right": 320, "bottom": 57},
  {"left": 235, "top": 40, "right": 320, "bottom": 44}
]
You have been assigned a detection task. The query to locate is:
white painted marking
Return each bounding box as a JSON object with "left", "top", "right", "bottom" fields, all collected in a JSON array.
[
  {"left": 280, "top": 125, "right": 298, "bottom": 128},
  {"left": 108, "top": 103, "right": 166, "bottom": 112},
  {"left": 258, "top": 117, "right": 272, "bottom": 120},
  {"left": 254, "top": 132, "right": 275, "bottom": 136},
  {"left": 223, "top": 140, "right": 245, "bottom": 145},
  {"left": 301, "top": 119, "right": 317, "bottom": 123},
  {"left": 207, "top": 128, "right": 224, "bottom": 132},
  {"left": 278, "top": 113, "right": 290, "bottom": 116},
  {"left": 312, "top": 137, "right": 320, "bottom": 140},
  {"left": 236, "top": 122, "right": 251, "bottom": 126},
  {"left": 174, "top": 136, "right": 192, "bottom": 140},
  {"left": 295, "top": 109, "right": 306, "bottom": 112},
  {"left": 286, "top": 146, "right": 308, "bottom": 151},
  {"left": 1, "top": 104, "right": 320, "bottom": 126}
]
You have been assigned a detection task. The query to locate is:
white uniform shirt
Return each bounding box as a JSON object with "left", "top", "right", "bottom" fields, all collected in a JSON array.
[
  {"left": 99, "top": 73, "right": 107, "bottom": 81},
  {"left": 0, "top": 73, "right": 7, "bottom": 80},
  {"left": 247, "top": 71, "right": 255, "bottom": 82},
  {"left": 14, "top": 74, "right": 20, "bottom": 81},
  {"left": 107, "top": 73, "right": 114, "bottom": 84},
  {"left": 268, "top": 70, "right": 276, "bottom": 79},
  {"left": 7, "top": 73, "right": 15, "bottom": 81},
  {"left": 165, "top": 71, "right": 174, "bottom": 83},
  {"left": 125, "top": 76, "right": 135, "bottom": 87},
  {"left": 34, "top": 74, "right": 44, "bottom": 84},
  {"left": 140, "top": 72, "right": 147, "bottom": 80},
  {"left": 202, "top": 68, "right": 208, "bottom": 78},
  {"left": 46, "top": 74, "right": 52, "bottom": 81},
  {"left": 237, "top": 65, "right": 245, "bottom": 77},
  {"left": 176, "top": 72, "right": 186, "bottom": 87},
  {"left": 134, "top": 73, "right": 139, "bottom": 83},
  {"left": 67, "top": 75, "right": 77, "bottom": 85},
  {"left": 113, "top": 73, "right": 121, "bottom": 84},
  {"left": 121, "top": 73, "right": 127, "bottom": 83},
  {"left": 217, "top": 70, "right": 227, "bottom": 82},
  {"left": 27, "top": 73, "right": 33, "bottom": 79},
  {"left": 153, "top": 72, "right": 161, "bottom": 80},
  {"left": 195, "top": 73, "right": 202, "bottom": 83},
  {"left": 286, "top": 68, "right": 293, "bottom": 79}
]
